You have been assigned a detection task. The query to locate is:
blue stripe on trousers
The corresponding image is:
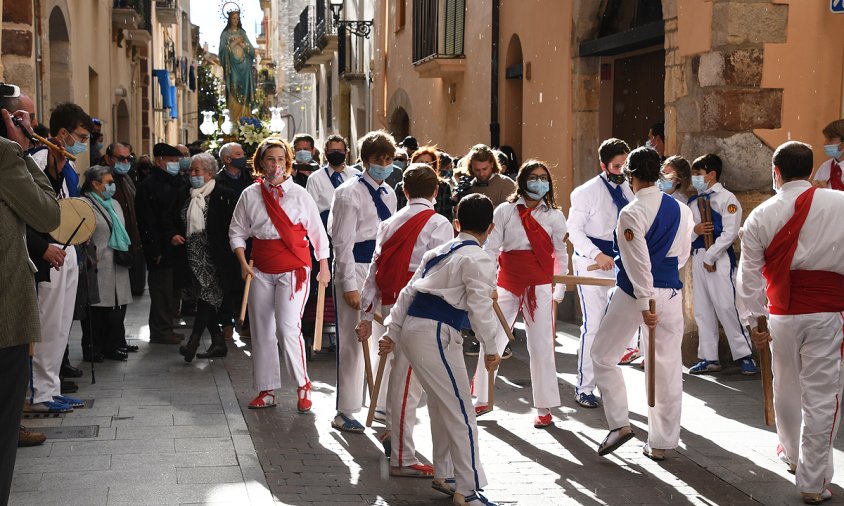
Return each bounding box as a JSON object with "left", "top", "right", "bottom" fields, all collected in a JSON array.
[{"left": 434, "top": 321, "right": 480, "bottom": 490}]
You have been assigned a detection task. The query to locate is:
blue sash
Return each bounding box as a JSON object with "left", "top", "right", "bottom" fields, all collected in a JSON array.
[
  {"left": 406, "top": 239, "right": 477, "bottom": 331},
  {"left": 357, "top": 174, "right": 392, "bottom": 221},
  {"left": 586, "top": 236, "right": 616, "bottom": 257},
  {"left": 353, "top": 240, "right": 376, "bottom": 263},
  {"left": 687, "top": 193, "right": 736, "bottom": 269},
  {"left": 325, "top": 167, "right": 344, "bottom": 189},
  {"left": 615, "top": 194, "right": 683, "bottom": 299}
]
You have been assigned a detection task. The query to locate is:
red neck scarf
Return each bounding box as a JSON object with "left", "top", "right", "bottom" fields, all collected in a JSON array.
[
  {"left": 253, "top": 181, "right": 311, "bottom": 292},
  {"left": 830, "top": 160, "right": 844, "bottom": 191},
  {"left": 375, "top": 209, "right": 436, "bottom": 305},
  {"left": 497, "top": 204, "right": 554, "bottom": 319}
]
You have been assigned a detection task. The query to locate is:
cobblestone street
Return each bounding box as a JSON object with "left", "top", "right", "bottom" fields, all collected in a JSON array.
[{"left": 10, "top": 294, "right": 844, "bottom": 505}]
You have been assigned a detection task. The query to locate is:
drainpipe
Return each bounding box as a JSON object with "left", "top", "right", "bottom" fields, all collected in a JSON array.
[
  {"left": 489, "top": 0, "right": 500, "bottom": 148},
  {"left": 34, "top": 0, "right": 45, "bottom": 116}
]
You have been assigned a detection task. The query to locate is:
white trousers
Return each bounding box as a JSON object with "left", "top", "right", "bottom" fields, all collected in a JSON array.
[
  {"left": 591, "top": 287, "right": 684, "bottom": 449},
  {"left": 692, "top": 252, "right": 752, "bottom": 361},
  {"left": 335, "top": 263, "right": 371, "bottom": 414},
  {"left": 401, "top": 316, "right": 485, "bottom": 496},
  {"left": 472, "top": 284, "right": 561, "bottom": 409},
  {"left": 31, "top": 247, "right": 79, "bottom": 404},
  {"left": 386, "top": 345, "right": 425, "bottom": 466},
  {"left": 770, "top": 312, "right": 844, "bottom": 495},
  {"left": 371, "top": 304, "right": 394, "bottom": 415},
  {"left": 573, "top": 255, "right": 614, "bottom": 395},
  {"left": 248, "top": 268, "right": 310, "bottom": 392}
]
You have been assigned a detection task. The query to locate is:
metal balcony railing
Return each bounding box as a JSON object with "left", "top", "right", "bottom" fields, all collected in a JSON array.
[{"left": 293, "top": 6, "right": 314, "bottom": 71}]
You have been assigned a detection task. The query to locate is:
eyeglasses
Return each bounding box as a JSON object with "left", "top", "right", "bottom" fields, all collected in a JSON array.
[
  {"left": 112, "top": 155, "right": 134, "bottom": 163},
  {"left": 526, "top": 175, "right": 550, "bottom": 183},
  {"left": 70, "top": 131, "right": 90, "bottom": 143}
]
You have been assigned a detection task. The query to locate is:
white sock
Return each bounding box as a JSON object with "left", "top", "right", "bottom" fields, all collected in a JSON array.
[{"left": 537, "top": 407, "right": 551, "bottom": 416}]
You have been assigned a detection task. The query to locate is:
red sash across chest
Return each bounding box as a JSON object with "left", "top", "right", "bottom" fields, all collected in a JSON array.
[
  {"left": 375, "top": 209, "right": 436, "bottom": 306},
  {"left": 251, "top": 182, "right": 311, "bottom": 292},
  {"left": 497, "top": 205, "right": 555, "bottom": 319},
  {"left": 763, "top": 186, "right": 844, "bottom": 315}
]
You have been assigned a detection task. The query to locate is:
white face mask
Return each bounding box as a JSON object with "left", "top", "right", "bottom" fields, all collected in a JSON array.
[{"left": 771, "top": 169, "right": 780, "bottom": 194}]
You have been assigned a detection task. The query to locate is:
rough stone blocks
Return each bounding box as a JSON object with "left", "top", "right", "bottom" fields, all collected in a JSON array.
[
  {"left": 702, "top": 88, "right": 782, "bottom": 132},
  {"left": 2, "top": 29, "right": 32, "bottom": 57},
  {"left": 712, "top": 2, "right": 788, "bottom": 47}
]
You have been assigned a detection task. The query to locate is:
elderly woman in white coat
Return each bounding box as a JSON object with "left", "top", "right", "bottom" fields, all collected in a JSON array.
[{"left": 81, "top": 166, "right": 133, "bottom": 361}]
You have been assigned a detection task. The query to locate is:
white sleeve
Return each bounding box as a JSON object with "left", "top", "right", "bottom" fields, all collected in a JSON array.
[
  {"left": 616, "top": 208, "right": 653, "bottom": 312},
  {"left": 463, "top": 254, "right": 500, "bottom": 351},
  {"left": 736, "top": 213, "right": 769, "bottom": 321},
  {"left": 359, "top": 221, "right": 389, "bottom": 321},
  {"left": 385, "top": 255, "right": 427, "bottom": 341},
  {"left": 305, "top": 173, "right": 320, "bottom": 206},
  {"left": 229, "top": 192, "right": 251, "bottom": 251},
  {"left": 703, "top": 194, "right": 741, "bottom": 265},
  {"left": 330, "top": 191, "right": 361, "bottom": 293},
  {"left": 431, "top": 219, "right": 456, "bottom": 248},
  {"left": 552, "top": 209, "right": 569, "bottom": 275},
  {"left": 483, "top": 204, "right": 508, "bottom": 266},
  {"left": 677, "top": 205, "right": 694, "bottom": 269},
  {"left": 567, "top": 189, "right": 600, "bottom": 260},
  {"left": 303, "top": 192, "right": 329, "bottom": 261}
]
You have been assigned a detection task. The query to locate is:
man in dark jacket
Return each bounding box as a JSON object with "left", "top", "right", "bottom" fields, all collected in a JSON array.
[{"left": 135, "top": 143, "right": 185, "bottom": 344}]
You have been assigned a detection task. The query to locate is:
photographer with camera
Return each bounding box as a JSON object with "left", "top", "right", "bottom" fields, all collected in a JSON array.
[{"left": 0, "top": 83, "right": 61, "bottom": 505}]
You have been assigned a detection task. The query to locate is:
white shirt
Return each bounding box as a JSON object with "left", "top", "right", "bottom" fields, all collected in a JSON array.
[
  {"left": 737, "top": 180, "right": 844, "bottom": 320},
  {"left": 813, "top": 158, "right": 844, "bottom": 189},
  {"left": 485, "top": 198, "right": 569, "bottom": 276},
  {"left": 386, "top": 233, "right": 499, "bottom": 351},
  {"left": 568, "top": 173, "right": 634, "bottom": 260},
  {"left": 617, "top": 186, "right": 694, "bottom": 311},
  {"left": 305, "top": 164, "right": 361, "bottom": 214},
  {"left": 689, "top": 182, "right": 741, "bottom": 265},
  {"left": 328, "top": 171, "right": 398, "bottom": 293},
  {"left": 30, "top": 148, "right": 71, "bottom": 198},
  {"left": 229, "top": 178, "right": 329, "bottom": 261},
  {"left": 360, "top": 198, "right": 454, "bottom": 319}
]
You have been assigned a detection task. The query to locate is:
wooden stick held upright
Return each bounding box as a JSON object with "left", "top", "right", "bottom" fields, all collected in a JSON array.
[
  {"left": 237, "top": 260, "right": 254, "bottom": 330},
  {"left": 493, "top": 300, "right": 516, "bottom": 342},
  {"left": 312, "top": 282, "right": 326, "bottom": 351},
  {"left": 698, "top": 198, "right": 714, "bottom": 248},
  {"left": 362, "top": 339, "right": 375, "bottom": 398},
  {"left": 647, "top": 299, "right": 657, "bottom": 408},
  {"left": 364, "top": 312, "right": 387, "bottom": 427},
  {"left": 758, "top": 316, "right": 776, "bottom": 427},
  {"left": 487, "top": 366, "right": 496, "bottom": 412}
]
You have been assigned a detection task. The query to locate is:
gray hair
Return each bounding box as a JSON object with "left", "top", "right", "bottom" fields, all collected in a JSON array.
[
  {"left": 81, "top": 165, "right": 112, "bottom": 193},
  {"left": 191, "top": 152, "right": 218, "bottom": 175},
  {"left": 218, "top": 142, "right": 242, "bottom": 161}
]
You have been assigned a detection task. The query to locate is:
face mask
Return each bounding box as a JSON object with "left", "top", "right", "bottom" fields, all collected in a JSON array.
[
  {"left": 824, "top": 143, "right": 843, "bottom": 160},
  {"left": 657, "top": 179, "right": 675, "bottom": 194},
  {"left": 691, "top": 175, "right": 708, "bottom": 193},
  {"left": 95, "top": 142, "right": 104, "bottom": 152},
  {"left": 179, "top": 157, "right": 191, "bottom": 172},
  {"left": 605, "top": 171, "right": 625, "bottom": 185},
  {"left": 231, "top": 156, "right": 248, "bottom": 170},
  {"left": 525, "top": 180, "right": 550, "bottom": 200},
  {"left": 190, "top": 176, "right": 206, "bottom": 189},
  {"left": 66, "top": 138, "right": 88, "bottom": 156},
  {"left": 114, "top": 161, "right": 131, "bottom": 175},
  {"left": 771, "top": 169, "right": 780, "bottom": 194},
  {"left": 393, "top": 160, "right": 406, "bottom": 171},
  {"left": 367, "top": 163, "right": 394, "bottom": 181},
  {"left": 326, "top": 151, "right": 346, "bottom": 166},
  {"left": 441, "top": 170, "right": 453, "bottom": 179},
  {"left": 295, "top": 150, "right": 313, "bottom": 163},
  {"left": 165, "top": 161, "right": 181, "bottom": 176},
  {"left": 645, "top": 140, "right": 654, "bottom": 149},
  {"left": 103, "top": 183, "right": 116, "bottom": 198}
]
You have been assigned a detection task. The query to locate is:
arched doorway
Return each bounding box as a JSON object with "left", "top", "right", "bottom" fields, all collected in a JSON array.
[
  {"left": 388, "top": 107, "right": 410, "bottom": 142},
  {"left": 48, "top": 7, "right": 72, "bottom": 108},
  {"left": 116, "top": 100, "right": 130, "bottom": 143},
  {"left": 503, "top": 34, "right": 524, "bottom": 160}
]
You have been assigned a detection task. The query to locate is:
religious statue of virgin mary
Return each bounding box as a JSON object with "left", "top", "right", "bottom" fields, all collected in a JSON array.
[{"left": 218, "top": 6, "right": 255, "bottom": 122}]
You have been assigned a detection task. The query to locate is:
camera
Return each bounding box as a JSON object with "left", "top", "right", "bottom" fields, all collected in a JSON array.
[{"left": 0, "top": 82, "right": 22, "bottom": 139}]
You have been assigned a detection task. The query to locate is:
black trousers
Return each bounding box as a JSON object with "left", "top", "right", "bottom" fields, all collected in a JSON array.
[
  {"left": 0, "top": 344, "right": 29, "bottom": 505},
  {"left": 147, "top": 267, "right": 177, "bottom": 339},
  {"left": 193, "top": 300, "right": 222, "bottom": 337},
  {"left": 82, "top": 305, "right": 127, "bottom": 354}
]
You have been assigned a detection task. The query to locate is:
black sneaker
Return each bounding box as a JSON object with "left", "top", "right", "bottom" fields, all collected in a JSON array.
[
  {"left": 502, "top": 343, "right": 513, "bottom": 360},
  {"left": 465, "top": 340, "right": 480, "bottom": 356}
]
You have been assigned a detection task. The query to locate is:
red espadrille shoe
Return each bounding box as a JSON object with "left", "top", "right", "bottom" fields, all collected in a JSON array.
[
  {"left": 248, "top": 390, "right": 276, "bottom": 409},
  {"left": 297, "top": 382, "right": 312, "bottom": 413}
]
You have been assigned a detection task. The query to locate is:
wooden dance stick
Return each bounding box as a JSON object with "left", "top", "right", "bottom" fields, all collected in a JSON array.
[
  {"left": 492, "top": 300, "right": 515, "bottom": 343},
  {"left": 553, "top": 275, "right": 616, "bottom": 288},
  {"left": 487, "top": 366, "right": 496, "bottom": 412},
  {"left": 237, "top": 260, "right": 254, "bottom": 330},
  {"left": 647, "top": 299, "right": 657, "bottom": 408},
  {"left": 362, "top": 338, "right": 375, "bottom": 398},
  {"left": 366, "top": 352, "right": 388, "bottom": 427},
  {"left": 758, "top": 316, "right": 776, "bottom": 427},
  {"left": 312, "top": 282, "right": 326, "bottom": 352},
  {"left": 698, "top": 198, "right": 714, "bottom": 249},
  {"left": 586, "top": 264, "right": 601, "bottom": 271}
]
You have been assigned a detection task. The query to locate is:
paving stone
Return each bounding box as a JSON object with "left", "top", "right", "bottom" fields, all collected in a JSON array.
[{"left": 176, "top": 465, "right": 244, "bottom": 484}]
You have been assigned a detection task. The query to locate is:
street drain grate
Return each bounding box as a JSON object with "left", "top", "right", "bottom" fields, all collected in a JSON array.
[{"left": 39, "top": 425, "right": 99, "bottom": 439}]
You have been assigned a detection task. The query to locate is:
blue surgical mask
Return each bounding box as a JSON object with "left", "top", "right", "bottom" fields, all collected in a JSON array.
[
  {"left": 179, "top": 157, "right": 191, "bottom": 172},
  {"left": 691, "top": 175, "right": 708, "bottom": 193},
  {"left": 824, "top": 143, "right": 843, "bottom": 160},
  {"left": 165, "top": 161, "right": 181, "bottom": 176},
  {"left": 645, "top": 140, "right": 654, "bottom": 149},
  {"left": 66, "top": 140, "right": 87, "bottom": 156},
  {"left": 657, "top": 179, "right": 675, "bottom": 193},
  {"left": 367, "top": 163, "right": 394, "bottom": 182},
  {"left": 190, "top": 176, "right": 206, "bottom": 189},
  {"left": 525, "top": 180, "right": 549, "bottom": 200},
  {"left": 103, "top": 183, "right": 116, "bottom": 198},
  {"left": 295, "top": 150, "right": 313, "bottom": 163},
  {"left": 114, "top": 161, "right": 131, "bottom": 175},
  {"left": 393, "top": 160, "right": 406, "bottom": 171}
]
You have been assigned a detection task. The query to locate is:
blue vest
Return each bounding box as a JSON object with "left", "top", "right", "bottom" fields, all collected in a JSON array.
[
  {"left": 406, "top": 240, "right": 476, "bottom": 331},
  {"left": 580, "top": 177, "right": 629, "bottom": 258},
  {"left": 615, "top": 194, "right": 683, "bottom": 299},
  {"left": 687, "top": 193, "right": 736, "bottom": 269}
]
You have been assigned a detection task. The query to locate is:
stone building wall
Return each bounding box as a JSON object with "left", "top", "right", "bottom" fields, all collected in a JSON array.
[{"left": 2, "top": 1, "right": 36, "bottom": 95}]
